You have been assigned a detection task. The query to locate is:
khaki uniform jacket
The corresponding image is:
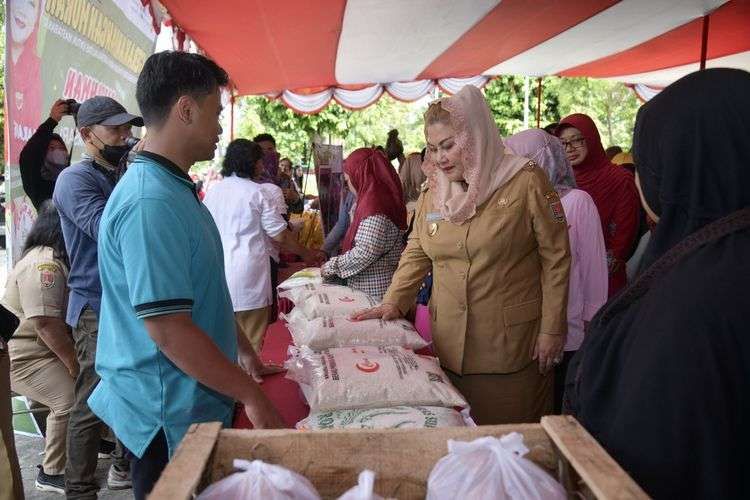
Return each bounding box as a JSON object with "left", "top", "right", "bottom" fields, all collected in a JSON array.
[
  {"left": 383, "top": 164, "right": 571, "bottom": 375},
  {"left": 2, "top": 247, "right": 69, "bottom": 364}
]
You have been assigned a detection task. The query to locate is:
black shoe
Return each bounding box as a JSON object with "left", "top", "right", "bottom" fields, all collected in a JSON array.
[
  {"left": 99, "top": 439, "right": 116, "bottom": 458},
  {"left": 35, "top": 465, "right": 65, "bottom": 495}
]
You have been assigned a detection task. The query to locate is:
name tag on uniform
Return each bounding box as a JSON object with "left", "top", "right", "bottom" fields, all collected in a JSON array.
[{"left": 425, "top": 212, "right": 442, "bottom": 222}]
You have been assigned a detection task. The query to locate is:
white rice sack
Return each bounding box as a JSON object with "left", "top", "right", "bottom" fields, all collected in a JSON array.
[
  {"left": 285, "top": 346, "right": 468, "bottom": 412},
  {"left": 277, "top": 267, "right": 322, "bottom": 291},
  {"left": 297, "top": 406, "right": 475, "bottom": 430},
  {"left": 280, "top": 284, "right": 378, "bottom": 319},
  {"left": 287, "top": 313, "right": 428, "bottom": 351}
]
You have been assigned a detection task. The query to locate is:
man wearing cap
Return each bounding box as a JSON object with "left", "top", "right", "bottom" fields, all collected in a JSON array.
[{"left": 52, "top": 96, "right": 141, "bottom": 498}]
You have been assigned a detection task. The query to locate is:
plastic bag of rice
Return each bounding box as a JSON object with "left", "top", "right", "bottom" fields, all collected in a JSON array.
[
  {"left": 280, "top": 284, "right": 378, "bottom": 319},
  {"left": 277, "top": 267, "right": 322, "bottom": 291},
  {"left": 286, "top": 309, "right": 429, "bottom": 351},
  {"left": 285, "top": 346, "right": 468, "bottom": 412},
  {"left": 297, "top": 406, "right": 475, "bottom": 430}
]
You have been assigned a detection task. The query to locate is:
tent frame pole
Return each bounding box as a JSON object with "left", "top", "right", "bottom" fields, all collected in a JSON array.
[
  {"left": 230, "top": 90, "right": 236, "bottom": 141},
  {"left": 535, "top": 77, "right": 543, "bottom": 128},
  {"left": 700, "top": 15, "right": 710, "bottom": 70}
]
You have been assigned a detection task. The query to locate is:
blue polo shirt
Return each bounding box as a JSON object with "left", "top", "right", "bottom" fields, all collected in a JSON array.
[{"left": 89, "top": 152, "right": 237, "bottom": 458}]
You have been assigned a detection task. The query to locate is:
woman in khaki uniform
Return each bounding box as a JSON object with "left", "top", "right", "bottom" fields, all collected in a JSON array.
[
  {"left": 355, "top": 86, "right": 571, "bottom": 424},
  {"left": 2, "top": 201, "right": 77, "bottom": 493}
]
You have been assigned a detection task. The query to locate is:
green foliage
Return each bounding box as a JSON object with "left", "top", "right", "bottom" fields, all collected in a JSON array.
[
  {"left": 234, "top": 77, "right": 641, "bottom": 164},
  {"left": 483, "top": 76, "right": 560, "bottom": 136},
  {"left": 541, "top": 76, "right": 641, "bottom": 149},
  {"left": 236, "top": 93, "right": 428, "bottom": 163}
]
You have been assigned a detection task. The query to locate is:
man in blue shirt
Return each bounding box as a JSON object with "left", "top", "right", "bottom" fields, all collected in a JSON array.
[
  {"left": 91, "top": 51, "right": 284, "bottom": 500},
  {"left": 52, "top": 96, "right": 141, "bottom": 498}
]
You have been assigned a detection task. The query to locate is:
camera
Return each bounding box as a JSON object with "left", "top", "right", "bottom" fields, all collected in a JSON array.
[{"left": 64, "top": 99, "right": 80, "bottom": 115}]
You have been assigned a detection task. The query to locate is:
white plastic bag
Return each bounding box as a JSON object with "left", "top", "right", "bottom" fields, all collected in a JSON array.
[
  {"left": 337, "top": 470, "right": 394, "bottom": 500},
  {"left": 277, "top": 267, "right": 323, "bottom": 291},
  {"left": 285, "top": 346, "right": 468, "bottom": 412},
  {"left": 297, "top": 406, "right": 475, "bottom": 430},
  {"left": 197, "top": 459, "right": 320, "bottom": 500},
  {"left": 426, "top": 433, "right": 567, "bottom": 500},
  {"left": 280, "top": 284, "right": 378, "bottom": 319},
  {"left": 286, "top": 310, "right": 428, "bottom": 351}
]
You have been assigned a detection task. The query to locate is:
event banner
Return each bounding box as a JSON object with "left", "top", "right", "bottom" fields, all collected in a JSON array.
[
  {"left": 5, "top": 0, "right": 156, "bottom": 264},
  {"left": 312, "top": 143, "right": 343, "bottom": 236}
]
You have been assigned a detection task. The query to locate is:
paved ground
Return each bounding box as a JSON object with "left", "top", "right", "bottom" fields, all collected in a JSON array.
[{"left": 15, "top": 433, "right": 133, "bottom": 499}]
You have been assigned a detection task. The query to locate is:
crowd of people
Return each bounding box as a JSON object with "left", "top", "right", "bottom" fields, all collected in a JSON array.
[{"left": 0, "top": 48, "right": 747, "bottom": 500}]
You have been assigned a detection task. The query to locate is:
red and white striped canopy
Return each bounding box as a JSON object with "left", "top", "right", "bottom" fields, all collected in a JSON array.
[{"left": 156, "top": 0, "right": 750, "bottom": 112}]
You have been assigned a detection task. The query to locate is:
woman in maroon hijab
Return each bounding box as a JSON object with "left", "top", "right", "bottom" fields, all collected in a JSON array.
[
  {"left": 556, "top": 114, "right": 639, "bottom": 296},
  {"left": 321, "top": 148, "right": 407, "bottom": 300}
]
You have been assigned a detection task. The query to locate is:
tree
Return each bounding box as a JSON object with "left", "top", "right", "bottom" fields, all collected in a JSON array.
[
  {"left": 542, "top": 77, "right": 640, "bottom": 149},
  {"left": 483, "top": 76, "right": 560, "bottom": 136},
  {"left": 483, "top": 75, "right": 640, "bottom": 149},
  {"left": 236, "top": 93, "right": 428, "bottom": 163},
  {"left": 233, "top": 76, "right": 641, "bottom": 166}
]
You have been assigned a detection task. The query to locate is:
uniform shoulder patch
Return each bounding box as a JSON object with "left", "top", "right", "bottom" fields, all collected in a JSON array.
[
  {"left": 37, "top": 263, "right": 61, "bottom": 289},
  {"left": 37, "top": 263, "right": 59, "bottom": 272},
  {"left": 545, "top": 191, "right": 566, "bottom": 223}
]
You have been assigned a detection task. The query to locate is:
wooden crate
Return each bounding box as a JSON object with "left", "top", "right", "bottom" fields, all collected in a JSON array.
[{"left": 150, "top": 415, "right": 648, "bottom": 499}]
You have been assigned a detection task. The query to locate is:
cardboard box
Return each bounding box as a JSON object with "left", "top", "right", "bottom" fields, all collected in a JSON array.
[{"left": 150, "top": 415, "right": 648, "bottom": 499}]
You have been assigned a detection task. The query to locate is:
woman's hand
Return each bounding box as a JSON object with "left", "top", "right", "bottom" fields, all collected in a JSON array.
[
  {"left": 351, "top": 303, "right": 402, "bottom": 321},
  {"left": 532, "top": 333, "right": 565, "bottom": 374},
  {"left": 303, "top": 249, "right": 326, "bottom": 267}
]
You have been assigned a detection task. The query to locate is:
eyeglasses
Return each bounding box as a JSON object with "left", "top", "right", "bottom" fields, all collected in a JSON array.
[{"left": 561, "top": 137, "right": 586, "bottom": 150}]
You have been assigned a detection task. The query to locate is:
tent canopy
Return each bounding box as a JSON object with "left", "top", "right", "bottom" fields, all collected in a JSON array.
[{"left": 156, "top": 0, "right": 750, "bottom": 111}]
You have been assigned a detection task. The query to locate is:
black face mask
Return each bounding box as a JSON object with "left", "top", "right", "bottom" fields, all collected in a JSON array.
[
  {"left": 99, "top": 144, "right": 132, "bottom": 167},
  {"left": 91, "top": 132, "right": 137, "bottom": 167}
]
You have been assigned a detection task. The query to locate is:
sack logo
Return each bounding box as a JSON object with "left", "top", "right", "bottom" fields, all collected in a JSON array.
[{"left": 355, "top": 359, "right": 380, "bottom": 373}]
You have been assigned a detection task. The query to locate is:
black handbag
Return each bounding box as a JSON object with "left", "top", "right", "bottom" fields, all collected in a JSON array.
[{"left": 0, "top": 303, "right": 20, "bottom": 344}]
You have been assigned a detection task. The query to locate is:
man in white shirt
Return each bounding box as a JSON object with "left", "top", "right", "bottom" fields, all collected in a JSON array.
[{"left": 204, "top": 139, "right": 321, "bottom": 351}]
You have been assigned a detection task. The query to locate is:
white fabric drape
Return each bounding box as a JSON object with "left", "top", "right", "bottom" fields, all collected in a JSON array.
[{"left": 275, "top": 77, "right": 490, "bottom": 114}]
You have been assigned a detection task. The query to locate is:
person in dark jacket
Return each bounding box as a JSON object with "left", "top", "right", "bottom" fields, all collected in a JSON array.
[
  {"left": 20, "top": 99, "right": 73, "bottom": 210},
  {"left": 567, "top": 68, "right": 750, "bottom": 500}
]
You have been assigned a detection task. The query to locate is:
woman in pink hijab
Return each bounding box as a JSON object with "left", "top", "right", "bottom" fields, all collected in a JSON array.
[
  {"left": 355, "top": 86, "right": 571, "bottom": 425},
  {"left": 505, "top": 129, "right": 608, "bottom": 413}
]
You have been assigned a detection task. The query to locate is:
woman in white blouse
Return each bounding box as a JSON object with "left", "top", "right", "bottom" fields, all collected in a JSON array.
[{"left": 204, "top": 139, "right": 321, "bottom": 353}]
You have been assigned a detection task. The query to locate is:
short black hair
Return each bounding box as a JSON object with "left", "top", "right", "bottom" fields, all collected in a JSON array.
[
  {"left": 222, "top": 139, "right": 263, "bottom": 179},
  {"left": 136, "top": 51, "right": 229, "bottom": 127},
  {"left": 605, "top": 145, "right": 623, "bottom": 159},
  {"left": 253, "top": 133, "right": 276, "bottom": 145},
  {"left": 543, "top": 123, "right": 559, "bottom": 134},
  {"left": 23, "top": 200, "right": 68, "bottom": 268}
]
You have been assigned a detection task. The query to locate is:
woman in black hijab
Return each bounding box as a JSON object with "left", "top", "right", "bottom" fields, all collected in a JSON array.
[{"left": 566, "top": 68, "right": 750, "bottom": 499}]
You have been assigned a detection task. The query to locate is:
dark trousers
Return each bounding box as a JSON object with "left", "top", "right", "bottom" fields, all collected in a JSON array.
[
  {"left": 65, "top": 308, "right": 129, "bottom": 499},
  {"left": 554, "top": 350, "right": 577, "bottom": 414},
  {"left": 127, "top": 430, "right": 169, "bottom": 500}
]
